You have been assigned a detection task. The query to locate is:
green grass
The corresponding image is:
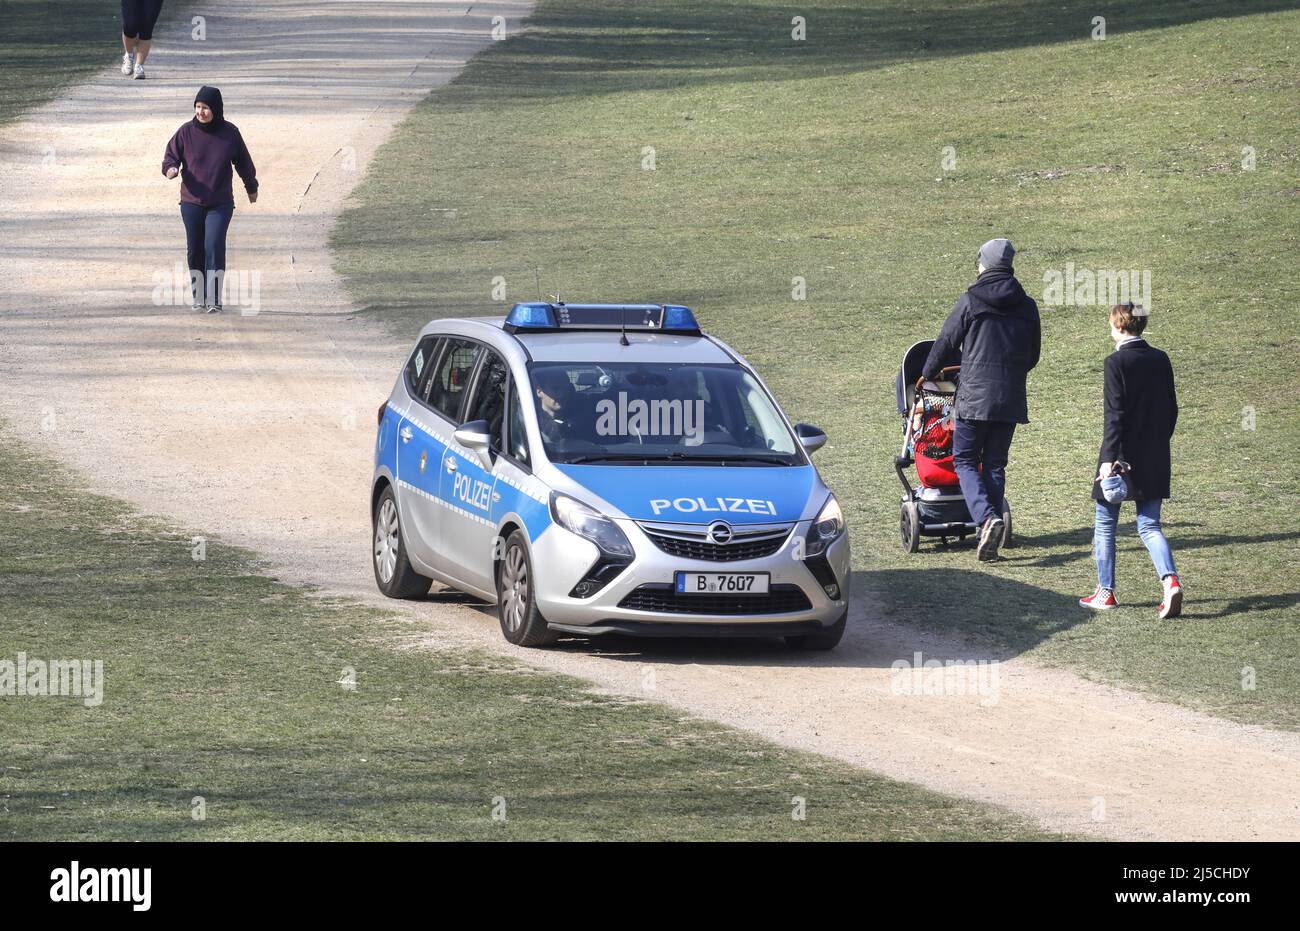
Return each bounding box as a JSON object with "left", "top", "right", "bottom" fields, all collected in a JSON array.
[
  {"left": 0, "top": 428, "right": 1056, "bottom": 840},
  {"left": 332, "top": 0, "right": 1300, "bottom": 729}
]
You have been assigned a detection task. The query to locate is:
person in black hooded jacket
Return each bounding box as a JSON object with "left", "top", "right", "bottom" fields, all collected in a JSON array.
[
  {"left": 922, "top": 238, "right": 1040, "bottom": 561},
  {"left": 161, "top": 86, "right": 258, "bottom": 312}
]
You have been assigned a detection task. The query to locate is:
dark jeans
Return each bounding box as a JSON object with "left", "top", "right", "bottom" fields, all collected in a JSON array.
[
  {"left": 180, "top": 202, "right": 234, "bottom": 308},
  {"left": 953, "top": 418, "right": 1016, "bottom": 526}
]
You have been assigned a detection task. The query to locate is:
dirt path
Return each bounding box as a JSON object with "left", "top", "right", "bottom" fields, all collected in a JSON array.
[{"left": 2, "top": 0, "right": 1298, "bottom": 842}]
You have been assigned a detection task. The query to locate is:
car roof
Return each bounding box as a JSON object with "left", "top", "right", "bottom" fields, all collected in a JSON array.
[{"left": 420, "top": 316, "right": 737, "bottom": 365}]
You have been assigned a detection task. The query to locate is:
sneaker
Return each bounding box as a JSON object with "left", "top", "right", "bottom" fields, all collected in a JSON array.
[
  {"left": 1159, "top": 574, "right": 1183, "bottom": 620},
  {"left": 976, "top": 516, "right": 1003, "bottom": 561},
  {"left": 133, "top": 63, "right": 146, "bottom": 80},
  {"left": 121, "top": 52, "right": 134, "bottom": 76},
  {"left": 205, "top": 304, "right": 222, "bottom": 314},
  {"left": 1080, "top": 586, "right": 1118, "bottom": 610}
]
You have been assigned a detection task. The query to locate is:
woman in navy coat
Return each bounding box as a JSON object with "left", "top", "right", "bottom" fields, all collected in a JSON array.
[{"left": 1079, "top": 302, "right": 1183, "bottom": 618}]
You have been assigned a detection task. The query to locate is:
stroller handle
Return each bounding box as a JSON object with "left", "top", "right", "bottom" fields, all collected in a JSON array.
[{"left": 914, "top": 365, "right": 960, "bottom": 389}]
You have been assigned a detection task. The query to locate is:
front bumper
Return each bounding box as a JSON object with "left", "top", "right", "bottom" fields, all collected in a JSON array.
[{"left": 531, "top": 517, "right": 850, "bottom": 632}]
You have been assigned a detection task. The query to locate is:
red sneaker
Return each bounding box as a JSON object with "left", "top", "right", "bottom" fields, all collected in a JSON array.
[
  {"left": 1080, "top": 587, "right": 1118, "bottom": 610},
  {"left": 1159, "top": 575, "right": 1183, "bottom": 620}
]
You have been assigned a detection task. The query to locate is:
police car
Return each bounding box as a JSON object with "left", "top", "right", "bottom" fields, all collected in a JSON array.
[{"left": 371, "top": 303, "right": 850, "bottom": 649}]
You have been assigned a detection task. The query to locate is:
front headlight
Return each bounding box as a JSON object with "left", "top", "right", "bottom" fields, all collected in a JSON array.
[
  {"left": 550, "top": 493, "right": 634, "bottom": 558},
  {"left": 805, "top": 494, "right": 845, "bottom": 557}
]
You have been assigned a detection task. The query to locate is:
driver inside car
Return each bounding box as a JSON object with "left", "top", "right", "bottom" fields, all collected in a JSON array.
[{"left": 533, "top": 367, "right": 574, "bottom": 447}]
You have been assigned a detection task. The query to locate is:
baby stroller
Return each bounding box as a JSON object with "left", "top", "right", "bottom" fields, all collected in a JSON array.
[{"left": 894, "top": 340, "right": 1012, "bottom": 553}]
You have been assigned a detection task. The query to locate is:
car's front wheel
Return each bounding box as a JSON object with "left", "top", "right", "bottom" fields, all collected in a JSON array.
[
  {"left": 497, "top": 530, "right": 558, "bottom": 647},
  {"left": 372, "top": 486, "right": 432, "bottom": 599}
]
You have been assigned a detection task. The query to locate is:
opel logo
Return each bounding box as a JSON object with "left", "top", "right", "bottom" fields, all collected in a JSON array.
[{"left": 707, "top": 521, "right": 733, "bottom": 545}]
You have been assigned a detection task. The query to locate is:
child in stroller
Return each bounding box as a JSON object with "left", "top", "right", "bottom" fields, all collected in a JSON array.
[{"left": 894, "top": 340, "right": 1013, "bottom": 552}]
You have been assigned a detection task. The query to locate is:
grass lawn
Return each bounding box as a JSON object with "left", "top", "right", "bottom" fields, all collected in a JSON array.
[
  {"left": 0, "top": 428, "right": 1057, "bottom": 840},
  {"left": 332, "top": 0, "right": 1300, "bottom": 729}
]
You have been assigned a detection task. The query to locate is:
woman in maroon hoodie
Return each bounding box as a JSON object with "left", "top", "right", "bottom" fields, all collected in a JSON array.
[{"left": 162, "top": 86, "right": 258, "bottom": 313}]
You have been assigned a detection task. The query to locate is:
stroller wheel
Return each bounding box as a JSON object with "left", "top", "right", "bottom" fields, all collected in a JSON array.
[
  {"left": 1000, "top": 497, "right": 1013, "bottom": 548},
  {"left": 899, "top": 499, "right": 920, "bottom": 553}
]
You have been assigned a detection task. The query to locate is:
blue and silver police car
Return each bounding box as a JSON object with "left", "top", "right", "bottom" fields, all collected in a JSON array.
[{"left": 372, "top": 303, "right": 850, "bottom": 649}]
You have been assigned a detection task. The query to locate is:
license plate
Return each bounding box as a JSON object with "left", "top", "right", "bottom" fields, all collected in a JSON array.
[{"left": 675, "top": 572, "right": 769, "bottom": 595}]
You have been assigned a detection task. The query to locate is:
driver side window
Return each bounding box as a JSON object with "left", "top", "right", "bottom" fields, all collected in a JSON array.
[
  {"left": 464, "top": 350, "right": 509, "bottom": 449},
  {"left": 507, "top": 378, "right": 530, "bottom": 465}
]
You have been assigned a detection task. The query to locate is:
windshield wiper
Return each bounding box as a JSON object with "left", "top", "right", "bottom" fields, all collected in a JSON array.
[
  {"left": 561, "top": 454, "right": 663, "bottom": 463},
  {"left": 665, "top": 454, "right": 791, "bottom": 465}
]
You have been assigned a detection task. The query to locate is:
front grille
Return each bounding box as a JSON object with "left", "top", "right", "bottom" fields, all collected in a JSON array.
[
  {"left": 639, "top": 521, "right": 793, "bottom": 562},
  {"left": 618, "top": 583, "right": 812, "bottom": 616}
]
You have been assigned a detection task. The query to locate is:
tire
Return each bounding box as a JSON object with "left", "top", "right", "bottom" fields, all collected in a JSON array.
[
  {"left": 1000, "top": 497, "right": 1013, "bottom": 549},
  {"left": 899, "top": 499, "right": 920, "bottom": 553},
  {"left": 496, "top": 530, "right": 558, "bottom": 647},
  {"left": 372, "top": 485, "right": 432, "bottom": 599},
  {"left": 785, "top": 609, "right": 848, "bottom": 651}
]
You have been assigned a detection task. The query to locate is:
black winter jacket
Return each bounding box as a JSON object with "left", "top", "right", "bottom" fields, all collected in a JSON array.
[
  {"left": 922, "top": 268, "right": 1041, "bottom": 423},
  {"left": 1093, "top": 339, "right": 1178, "bottom": 501}
]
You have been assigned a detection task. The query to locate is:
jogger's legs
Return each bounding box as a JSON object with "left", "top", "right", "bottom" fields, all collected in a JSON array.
[
  {"left": 1093, "top": 500, "right": 1120, "bottom": 591},
  {"left": 122, "top": 1, "right": 161, "bottom": 61},
  {"left": 1135, "top": 498, "right": 1178, "bottom": 581}
]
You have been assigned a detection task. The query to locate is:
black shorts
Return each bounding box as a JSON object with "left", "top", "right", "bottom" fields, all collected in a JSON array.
[{"left": 122, "top": 0, "right": 164, "bottom": 40}]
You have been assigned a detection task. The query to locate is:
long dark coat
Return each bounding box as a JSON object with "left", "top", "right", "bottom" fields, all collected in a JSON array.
[{"left": 1093, "top": 339, "right": 1178, "bottom": 502}]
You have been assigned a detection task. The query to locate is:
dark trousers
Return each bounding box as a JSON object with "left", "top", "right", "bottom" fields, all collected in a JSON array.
[
  {"left": 180, "top": 202, "right": 233, "bottom": 308},
  {"left": 122, "top": 0, "right": 165, "bottom": 40},
  {"left": 953, "top": 418, "right": 1016, "bottom": 526}
]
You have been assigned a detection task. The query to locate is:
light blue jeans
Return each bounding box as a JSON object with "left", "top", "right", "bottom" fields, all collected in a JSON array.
[{"left": 1093, "top": 499, "right": 1177, "bottom": 591}]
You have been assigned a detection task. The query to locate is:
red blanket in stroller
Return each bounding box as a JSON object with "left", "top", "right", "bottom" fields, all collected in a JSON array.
[{"left": 910, "top": 390, "right": 961, "bottom": 489}]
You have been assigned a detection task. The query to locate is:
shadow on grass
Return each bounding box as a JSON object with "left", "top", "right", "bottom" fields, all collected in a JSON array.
[
  {"left": 458, "top": 565, "right": 1085, "bottom": 666},
  {"left": 1007, "top": 524, "right": 1300, "bottom": 569},
  {"left": 465, "top": 0, "right": 1297, "bottom": 100}
]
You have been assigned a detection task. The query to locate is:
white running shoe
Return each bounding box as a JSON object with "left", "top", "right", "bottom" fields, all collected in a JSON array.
[
  {"left": 121, "top": 52, "right": 134, "bottom": 76},
  {"left": 133, "top": 63, "right": 146, "bottom": 80}
]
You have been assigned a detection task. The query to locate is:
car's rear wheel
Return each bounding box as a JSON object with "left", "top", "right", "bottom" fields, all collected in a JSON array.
[
  {"left": 497, "top": 530, "right": 558, "bottom": 647},
  {"left": 785, "top": 609, "right": 847, "bottom": 651},
  {"left": 372, "top": 486, "right": 431, "bottom": 599}
]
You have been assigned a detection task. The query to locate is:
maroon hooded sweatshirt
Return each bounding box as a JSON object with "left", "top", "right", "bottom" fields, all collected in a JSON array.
[{"left": 161, "top": 86, "right": 258, "bottom": 207}]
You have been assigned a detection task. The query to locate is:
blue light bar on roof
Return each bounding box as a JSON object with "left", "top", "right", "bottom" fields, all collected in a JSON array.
[
  {"left": 503, "top": 302, "right": 701, "bottom": 336},
  {"left": 662, "top": 305, "right": 699, "bottom": 333},
  {"left": 504, "top": 302, "right": 558, "bottom": 329}
]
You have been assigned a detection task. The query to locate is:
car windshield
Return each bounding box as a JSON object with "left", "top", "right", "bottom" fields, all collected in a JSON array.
[{"left": 528, "top": 361, "right": 803, "bottom": 465}]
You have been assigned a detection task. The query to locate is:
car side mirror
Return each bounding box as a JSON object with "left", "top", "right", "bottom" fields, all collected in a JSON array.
[
  {"left": 794, "top": 422, "right": 827, "bottom": 454},
  {"left": 454, "top": 419, "right": 495, "bottom": 470}
]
